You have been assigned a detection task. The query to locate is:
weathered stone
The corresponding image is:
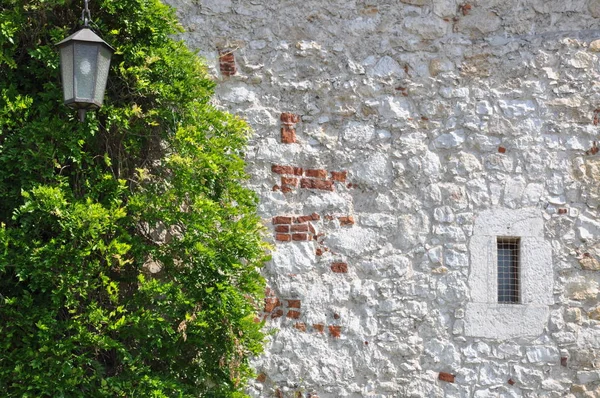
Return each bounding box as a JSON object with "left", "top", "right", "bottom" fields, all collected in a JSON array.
[
  {"left": 567, "top": 280, "right": 599, "bottom": 301},
  {"left": 580, "top": 255, "right": 600, "bottom": 271},
  {"left": 588, "top": 307, "right": 600, "bottom": 321},
  {"left": 399, "top": 0, "right": 428, "bottom": 5},
  {"left": 455, "top": 10, "right": 501, "bottom": 35},
  {"left": 589, "top": 40, "right": 600, "bottom": 52},
  {"left": 404, "top": 17, "right": 448, "bottom": 40},
  {"left": 590, "top": 0, "right": 600, "bottom": 17}
]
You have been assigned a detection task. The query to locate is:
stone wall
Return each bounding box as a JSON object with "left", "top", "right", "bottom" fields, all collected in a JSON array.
[{"left": 163, "top": 0, "right": 600, "bottom": 396}]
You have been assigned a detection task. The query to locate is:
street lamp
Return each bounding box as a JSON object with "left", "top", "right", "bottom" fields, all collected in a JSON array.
[{"left": 56, "top": 0, "right": 114, "bottom": 122}]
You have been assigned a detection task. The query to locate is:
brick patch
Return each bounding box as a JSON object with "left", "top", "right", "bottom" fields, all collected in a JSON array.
[
  {"left": 306, "top": 169, "right": 328, "bottom": 178},
  {"left": 301, "top": 178, "right": 334, "bottom": 191},
  {"left": 218, "top": 49, "right": 236, "bottom": 76},
  {"left": 331, "top": 171, "right": 347, "bottom": 182},
  {"left": 264, "top": 297, "right": 281, "bottom": 313},
  {"left": 271, "top": 164, "right": 347, "bottom": 192},
  {"left": 292, "top": 233, "right": 310, "bottom": 241},
  {"left": 287, "top": 299, "right": 301, "bottom": 308},
  {"left": 294, "top": 322, "right": 307, "bottom": 332},
  {"left": 586, "top": 141, "right": 599, "bottom": 156},
  {"left": 272, "top": 165, "right": 303, "bottom": 176},
  {"left": 272, "top": 213, "right": 319, "bottom": 242},
  {"left": 331, "top": 262, "right": 349, "bottom": 273},
  {"left": 280, "top": 112, "right": 300, "bottom": 144},
  {"left": 329, "top": 325, "right": 342, "bottom": 338},
  {"left": 313, "top": 324, "right": 324, "bottom": 333},
  {"left": 438, "top": 372, "right": 455, "bottom": 383},
  {"left": 338, "top": 216, "right": 355, "bottom": 226},
  {"left": 281, "top": 125, "right": 296, "bottom": 144}
]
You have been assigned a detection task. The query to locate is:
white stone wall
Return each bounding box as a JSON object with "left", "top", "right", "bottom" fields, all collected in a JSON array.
[{"left": 164, "top": 0, "right": 600, "bottom": 396}]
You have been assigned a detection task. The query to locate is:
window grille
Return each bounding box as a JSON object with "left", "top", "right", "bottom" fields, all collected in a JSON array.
[{"left": 497, "top": 237, "right": 520, "bottom": 303}]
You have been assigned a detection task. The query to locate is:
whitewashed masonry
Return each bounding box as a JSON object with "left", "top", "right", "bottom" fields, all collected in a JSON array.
[{"left": 165, "top": 0, "right": 600, "bottom": 397}]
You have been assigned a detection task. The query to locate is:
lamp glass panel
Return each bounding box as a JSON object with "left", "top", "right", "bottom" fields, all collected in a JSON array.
[
  {"left": 74, "top": 42, "right": 99, "bottom": 101},
  {"left": 59, "top": 43, "right": 74, "bottom": 102},
  {"left": 93, "top": 46, "right": 112, "bottom": 105}
]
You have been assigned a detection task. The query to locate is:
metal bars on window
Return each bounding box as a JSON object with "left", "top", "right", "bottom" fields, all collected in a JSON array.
[{"left": 497, "top": 237, "right": 520, "bottom": 303}]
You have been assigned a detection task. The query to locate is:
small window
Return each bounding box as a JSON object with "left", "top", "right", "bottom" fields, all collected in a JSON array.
[{"left": 497, "top": 237, "right": 520, "bottom": 303}]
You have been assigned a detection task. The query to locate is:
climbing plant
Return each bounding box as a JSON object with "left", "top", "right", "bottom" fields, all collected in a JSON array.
[{"left": 0, "top": 0, "right": 267, "bottom": 396}]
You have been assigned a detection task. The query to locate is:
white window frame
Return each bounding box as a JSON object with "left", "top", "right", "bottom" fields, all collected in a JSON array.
[{"left": 464, "top": 208, "right": 553, "bottom": 339}]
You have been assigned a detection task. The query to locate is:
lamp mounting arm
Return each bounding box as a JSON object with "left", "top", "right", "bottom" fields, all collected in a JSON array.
[{"left": 81, "top": 0, "right": 92, "bottom": 27}]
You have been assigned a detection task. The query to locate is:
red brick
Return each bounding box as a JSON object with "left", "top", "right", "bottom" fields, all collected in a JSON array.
[
  {"left": 218, "top": 51, "right": 235, "bottom": 62},
  {"left": 460, "top": 3, "right": 472, "bottom": 15},
  {"left": 498, "top": 146, "right": 506, "bottom": 154},
  {"left": 561, "top": 357, "right": 568, "bottom": 367},
  {"left": 301, "top": 178, "right": 334, "bottom": 191},
  {"left": 276, "top": 234, "right": 291, "bottom": 242},
  {"left": 308, "top": 223, "right": 316, "bottom": 234},
  {"left": 287, "top": 299, "right": 301, "bottom": 308},
  {"left": 291, "top": 224, "right": 309, "bottom": 232},
  {"left": 272, "top": 165, "right": 295, "bottom": 175},
  {"left": 292, "top": 233, "right": 309, "bottom": 241},
  {"left": 281, "top": 177, "right": 298, "bottom": 186},
  {"left": 316, "top": 248, "right": 324, "bottom": 256},
  {"left": 313, "top": 324, "right": 324, "bottom": 333},
  {"left": 294, "top": 322, "right": 307, "bottom": 332},
  {"left": 281, "top": 112, "right": 300, "bottom": 124},
  {"left": 220, "top": 63, "right": 235, "bottom": 69},
  {"left": 273, "top": 216, "right": 293, "bottom": 225},
  {"left": 305, "top": 169, "right": 328, "bottom": 179},
  {"left": 272, "top": 185, "right": 280, "bottom": 191},
  {"left": 508, "top": 379, "right": 515, "bottom": 385},
  {"left": 264, "top": 297, "right": 281, "bottom": 313},
  {"left": 256, "top": 373, "right": 267, "bottom": 383},
  {"left": 281, "top": 126, "right": 296, "bottom": 144},
  {"left": 271, "top": 308, "right": 284, "bottom": 319},
  {"left": 328, "top": 325, "right": 341, "bottom": 338},
  {"left": 286, "top": 310, "right": 301, "bottom": 319},
  {"left": 331, "top": 262, "right": 348, "bottom": 273},
  {"left": 281, "top": 186, "right": 293, "bottom": 193},
  {"left": 296, "top": 213, "right": 320, "bottom": 223},
  {"left": 275, "top": 389, "right": 283, "bottom": 398},
  {"left": 558, "top": 208, "right": 567, "bottom": 214},
  {"left": 438, "top": 372, "right": 455, "bottom": 383},
  {"left": 275, "top": 225, "right": 290, "bottom": 233},
  {"left": 218, "top": 50, "right": 237, "bottom": 76},
  {"left": 338, "top": 216, "right": 355, "bottom": 226},
  {"left": 330, "top": 171, "right": 347, "bottom": 182}
]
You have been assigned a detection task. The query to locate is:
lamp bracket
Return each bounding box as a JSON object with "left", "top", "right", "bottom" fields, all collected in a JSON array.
[{"left": 81, "top": 0, "right": 92, "bottom": 27}]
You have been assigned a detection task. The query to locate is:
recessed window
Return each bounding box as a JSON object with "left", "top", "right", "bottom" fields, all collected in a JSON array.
[
  {"left": 497, "top": 237, "right": 520, "bottom": 303},
  {"left": 466, "top": 208, "right": 553, "bottom": 339}
]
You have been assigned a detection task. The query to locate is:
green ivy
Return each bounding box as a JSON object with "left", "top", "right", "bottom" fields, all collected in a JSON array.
[{"left": 0, "top": 0, "right": 268, "bottom": 396}]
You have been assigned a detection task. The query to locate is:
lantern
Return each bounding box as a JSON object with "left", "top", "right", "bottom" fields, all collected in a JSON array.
[{"left": 57, "top": 1, "right": 114, "bottom": 122}]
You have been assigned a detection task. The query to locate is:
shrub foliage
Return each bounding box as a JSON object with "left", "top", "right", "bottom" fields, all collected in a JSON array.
[{"left": 0, "top": 0, "right": 267, "bottom": 396}]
